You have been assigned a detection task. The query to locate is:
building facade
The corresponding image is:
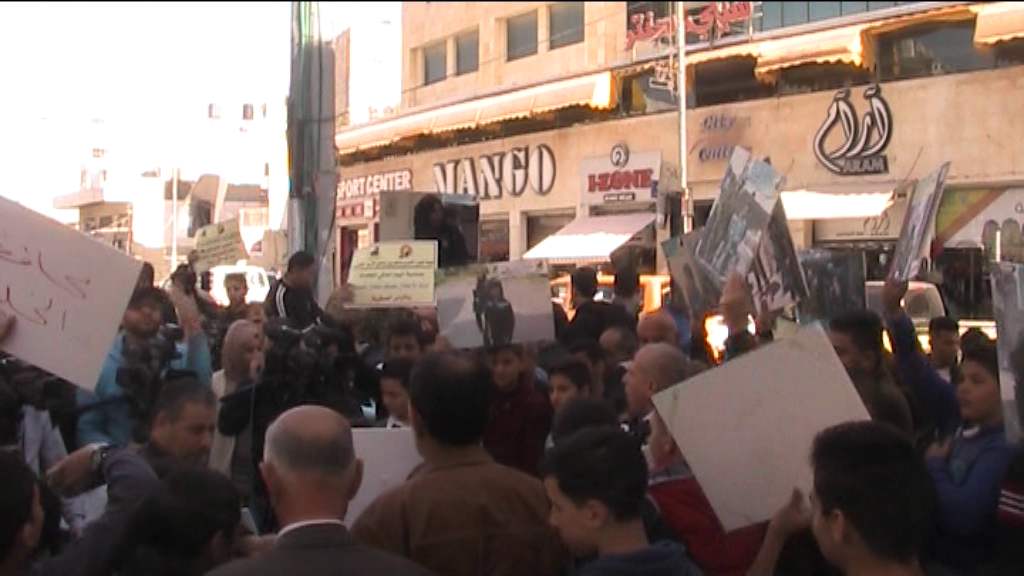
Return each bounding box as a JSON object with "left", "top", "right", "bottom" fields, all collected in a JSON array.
[{"left": 334, "top": 1, "right": 1024, "bottom": 319}]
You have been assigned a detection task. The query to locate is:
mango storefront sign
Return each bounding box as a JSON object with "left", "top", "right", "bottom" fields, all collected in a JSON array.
[{"left": 432, "top": 144, "right": 556, "bottom": 200}]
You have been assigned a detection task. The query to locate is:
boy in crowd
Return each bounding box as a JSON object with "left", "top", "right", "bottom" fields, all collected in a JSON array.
[
  {"left": 928, "top": 316, "right": 960, "bottom": 385},
  {"left": 386, "top": 317, "right": 425, "bottom": 363},
  {"left": 549, "top": 358, "right": 593, "bottom": 416},
  {"left": 542, "top": 427, "right": 703, "bottom": 576},
  {"left": 378, "top": 358, "right": 414, "bottom": 428},
  {"left": 749, "top": 421, "right": 940, "bottom": 576},
  {"left": 483, "top": 344, "right": 552, "bottom": 476}
]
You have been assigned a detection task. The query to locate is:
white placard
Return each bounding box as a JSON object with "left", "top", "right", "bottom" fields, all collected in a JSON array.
[
  {"left": 348, "top": 428, "right": 422, "bottom": 524},
  {"left": 0, "top": 196, "right": 142, "bottom": 389},
  {"left": 652, "top": 325, "right": 870, "bottom": 531}
]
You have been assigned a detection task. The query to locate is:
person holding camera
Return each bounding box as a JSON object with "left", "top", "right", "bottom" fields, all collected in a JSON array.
[{"left": 76, "top": 286, "right": 213, "bottom": 448}]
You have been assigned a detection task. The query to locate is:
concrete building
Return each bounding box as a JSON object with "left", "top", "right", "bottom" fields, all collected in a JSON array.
[{"left": 333, "top": 1, "right": 1024, "bottom": 320}]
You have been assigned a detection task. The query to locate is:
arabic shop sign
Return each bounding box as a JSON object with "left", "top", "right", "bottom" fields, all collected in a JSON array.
[
  {"left": 814, "top": 85, "right": 893, "bottom": 176},
  {"left": 339, "top": 169, "right": 412, "bottom": 199},
  {"left": 433, "top": 144, "right": 556, "bottom": 200},
  {"left": 581, "top": 144, "right": 661, "bottom": 205},
  {"left": 625, "top": 2, "right": 752, "bottom": 50}
]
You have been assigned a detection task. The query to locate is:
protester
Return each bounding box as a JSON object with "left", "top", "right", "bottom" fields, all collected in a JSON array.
[
  {"left": 210, "top": 406, "right": 432, "bottom": 576},
  {"left": 566, "top": 267, "right": 635, "bottom": 344},
  {"left": 264, "top": 251, "right": 323, "bottom": 329},
  {"left": 749, "top": 422, "right": 938, "bottom": 576},
  {"left": 386, "top": 317, "right": 425, "bottom": 363},
  {"left": 108, "top": 467, "right": 241, "bottom": 576},
  {"left": 413, "top": 195, "right": 470, "bottom": 269},
  {"left": 483, "top": 344, "right": 553, "bottom": 476},
  {"left": 568, "top": 339, "right": 607, "bottom": 402},
  {"left": 828, "top": 309, "right": 914, "bottom": 436},
  {"left": 646, "top": 378, "right": 767, "bottom": 576},
  {"left": 551, "top": 397, "right": 620, "bottom": 445},
  {"left": 599, "top": 325, "right": 638, "bottom": 415},
  {"left": 611, "top": 263, "right": 642, "bottom": 324},
  {"left": 136, "top": 262, "right": 156, "bottom": 289},
  {"left": 353, "top": 351, "right": 563, "bottom": 576},
  {"left": 542, "top": 427, "right": 703, "bottom": 576},
  {"left": 210, "top": 320, "right": 264, "bottom": 501},
  {"left": 378, "top": 358, "right": 414, "bottom": 428},
  {"left": 77, "top": 286, "right": 212, "bottom": 447},
  {"left": 928, "top": 316, "right": 960, "bottom": 385},
  {"left": 548, "top": 357, "right": 593, "bottom": 417},
  {"left": 223, "top": 274, "right": 250, "bottom": 321},
  {"left": 883, "top": 280, "right": 1014, "bottom": 572},
  {"left": 638, "top": 311, "right": 681, "bottom": 347},
  {"left": 624, "top": 344, "right": 699, "bottom": 435}
]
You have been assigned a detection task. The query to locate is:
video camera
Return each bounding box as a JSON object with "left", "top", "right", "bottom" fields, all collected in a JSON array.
[
  {"left": 116, "top": 323, "right": 184, "bottom": 443},
  {"left": 0, "top": 355, "right": 77, "bottom": 450}
]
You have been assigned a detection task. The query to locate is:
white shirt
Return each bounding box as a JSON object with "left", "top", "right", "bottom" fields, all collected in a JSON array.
[
  {"left": 385, "top": 416, "right": 408, "bottom": 429},
  {"left": 277, "top": 519, "right": 346, "bottom": 538}
]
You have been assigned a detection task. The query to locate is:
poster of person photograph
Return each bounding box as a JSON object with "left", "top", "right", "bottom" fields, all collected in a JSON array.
[
  {"left": 436, "top": 260, "right": 554, "bottom": 349},
  {"left": 797, "top": 249, "right": 867, "bottom": 324},
  {"left": 992, "top": 262, "right": 1024, "bottom": 443},
  {"left": 696, "top": 147, "right": 784, "bottom": 288},
  {"left": 889, "top": 162, "right": 950, "bottom": 282},
  {"left": 378, "top": 191, "right": 479, "bottom": 268},
  {"left": 663, "top": 231, "right": 721, "bottom": 324},
  {"left": 747, "top": 202, "right": 809, "bottom": 316}
]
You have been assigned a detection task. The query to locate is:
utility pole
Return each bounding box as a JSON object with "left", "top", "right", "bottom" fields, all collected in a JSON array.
[
  {"left": 171, "top": 167, "right": 179, "bottom": 267},
  {"left": 677, "top": 1, "right": 691, "bottom": 233}
]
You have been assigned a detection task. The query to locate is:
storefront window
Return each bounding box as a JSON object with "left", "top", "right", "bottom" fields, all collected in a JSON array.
[
  {"left": 877, "top": 20, "right": 994, "bottom": 81},
  {"left": 693, "top": 58, "right": 774, "bottom": 107},
  {"left": 755, "top": 2, "right": 917, "bottom": 32},
  {"left": 935, "top": 248, "right": 993, "bottom": 320},
  {"left": 479, "top": 219, "right": 511, "bottom": 262},
  {"left": 778, "top": 62, "right": 873, "bottom": 96},
  {"left": 526, "top": 212, "right": 574, "bottom": 250},
  {"left": 456, "top": 29, "right": 479, "bottom": 75}
]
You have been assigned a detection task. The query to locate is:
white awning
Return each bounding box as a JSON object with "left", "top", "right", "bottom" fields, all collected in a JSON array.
[
  {"left": 780, "top": 183, "right": 900, "bottom": 220},
  {"left": 973, "top": 2, "right": 1024, "bottom": 45},
  {"left": 335, "top": 71, "right": 615, "bottom": 154},
  {"left": 523, "top": 212, "right": 656, "bottom": 263}
]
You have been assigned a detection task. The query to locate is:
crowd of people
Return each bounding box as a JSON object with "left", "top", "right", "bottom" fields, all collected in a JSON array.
[{"left": 1, "top": 253, "right": 1023, "bottom": 576}]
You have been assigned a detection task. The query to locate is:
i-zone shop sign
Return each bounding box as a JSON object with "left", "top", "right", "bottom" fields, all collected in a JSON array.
[{"left": 580, "top": 144, "right": 661, "bottom": 205}]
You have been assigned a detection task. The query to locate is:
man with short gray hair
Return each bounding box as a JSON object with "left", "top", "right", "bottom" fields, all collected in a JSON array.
[{"left": 209, "top": 405, "right": 433, "bottom": 576}]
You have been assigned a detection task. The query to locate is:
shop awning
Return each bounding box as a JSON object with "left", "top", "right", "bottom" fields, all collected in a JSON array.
[
  {"left": 755, "top": 24, "right": 867, "bottom": 78},
  {"left": 780, "top": 183, "right": 898, "bottom": 221},
  {"left": 973, "top": 2, "right": 1024, "bottom": 45},
  {"left": 523, "top": 212, "right": 655, "bottom": 263},
  {"left": 335, "top": 71, "right": 615, "bottom": 153}
]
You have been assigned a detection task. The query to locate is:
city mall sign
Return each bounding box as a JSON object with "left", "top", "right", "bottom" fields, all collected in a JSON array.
[
  {"left": 580, "top": 144, "right": 661, "bottom": 204},
  {"left": 432, "top": 144, "right": 556, "bottom": 200}
]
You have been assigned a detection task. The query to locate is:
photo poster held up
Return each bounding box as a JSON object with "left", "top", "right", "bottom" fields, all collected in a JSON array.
[
  {"left": 378, "top": 191, "right": 480, "bottom": 268},
  {"left": 889, "top": 162, "right": 951, "bottom": 282},
  {"left": 747, "top": 201, "right": 808, "bottom": 316},
  {"left": 991, "top": 263, "right": 1024, "bottom": 443},
  {"left": 663, "top": 230, "right": 721, "bottom": 325},
  {"left": 436, "top": 260, "right": 554, "bottom": 350},
  {"left": 695, "top": 146, "right": 784, "bottom": 288},
  {"left": 348, "top": 428, "right": 422, "bottom": 524},
  {"left": 797, "top": 249, "right": 866, "bottom": 325},
  {"left": 0, "top": 195, "right": 143, "bottom": 390},
  {"left": 652, "top": 324, "right": 870, "bottom": 532}
]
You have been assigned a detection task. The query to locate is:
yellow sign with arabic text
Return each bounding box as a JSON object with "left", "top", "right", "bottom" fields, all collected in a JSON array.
[{"left": 348, "top": 241, "right": 437, "bottom": 308}]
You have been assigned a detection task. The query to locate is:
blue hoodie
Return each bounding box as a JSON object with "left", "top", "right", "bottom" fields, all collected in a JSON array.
[{"left": 578, "top": 541, "right": 704, "bottom": 576}]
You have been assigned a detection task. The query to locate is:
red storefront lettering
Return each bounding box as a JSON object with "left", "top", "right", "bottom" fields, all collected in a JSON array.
[{"left": 587, "top": 169, "right": 656, "bottom": 193}]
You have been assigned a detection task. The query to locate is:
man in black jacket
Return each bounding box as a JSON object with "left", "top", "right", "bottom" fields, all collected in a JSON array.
[
  {"left": 264, "top": 252, "right": 323, "bottom": 329},
  {"left": 566, "top": 267, "right": 635, "bottom": 345}
]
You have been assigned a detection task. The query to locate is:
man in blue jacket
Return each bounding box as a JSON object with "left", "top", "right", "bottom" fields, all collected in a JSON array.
[{"left": 77, "top": 286, "right": 212, "bottom": 447}]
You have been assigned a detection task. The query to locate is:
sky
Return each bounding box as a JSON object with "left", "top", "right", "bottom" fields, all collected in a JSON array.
[{"left": 0, "top": 1, "right": 401, "bottom": 220}]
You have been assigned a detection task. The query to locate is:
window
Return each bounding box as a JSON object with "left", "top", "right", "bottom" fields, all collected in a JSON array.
[
  {"left": 507, "top": 11, "right": 538, "bottom": 61},
  {"left": 480, "top": 219, "right": 510, "bottom": 262},
  {"left": 877, "top": 20, "right": 994, "bottom": 82},
  {"left": 526, "top": 212, "right": 574, "bottom": 250},
  {"left": 756, "top": 2, "right": 917, "bottom": 32},
  {"left": 693, "top": 58, "right": 775, "bottom": 107},
  {"left": 549, "top": 2, "right": 584, "bottom": 50},
  {"left": 456, "top": 29, "right": 479, "bottom": 75},
  {"left": 423, "top": 41, "right": 447, "bottom": 85}
]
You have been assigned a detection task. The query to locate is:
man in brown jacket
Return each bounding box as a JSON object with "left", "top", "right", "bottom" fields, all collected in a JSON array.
[{"left": 353, "top": 351, "right": 565, "bottom": 576}]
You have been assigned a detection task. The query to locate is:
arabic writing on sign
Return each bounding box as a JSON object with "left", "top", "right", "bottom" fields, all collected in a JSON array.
[
  {"left": 0, "top": 238, "right": 92, "bottom": 331},
  {"left": 625, "top": 2, "right": 752, "bottom": 50}
]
